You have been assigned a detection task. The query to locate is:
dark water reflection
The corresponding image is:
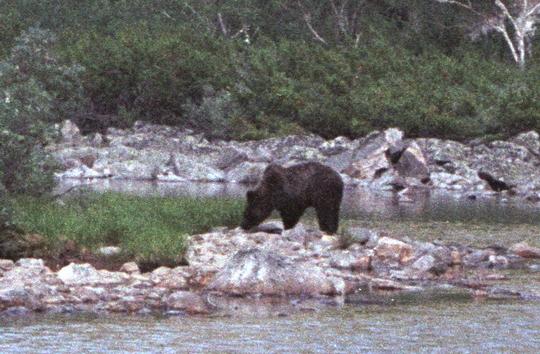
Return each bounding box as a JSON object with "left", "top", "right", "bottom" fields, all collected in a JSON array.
[{"left": 56, "top": 180, "right": 540, "bottom": 225}]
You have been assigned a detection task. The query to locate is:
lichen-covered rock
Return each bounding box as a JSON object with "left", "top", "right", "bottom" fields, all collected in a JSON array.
[
  {"left": 394, "top": 141, "right": 429, "bottom": 179},
  {"left": 225, "top": 161, "right": 266, "bottom": 184},
  {"left": 164, "top": 154, "right": 225, "bottom": 182},
  {"left": 166, "top": 291, "right": 211, "bottom": 314},
  {"left": 511, "top": 131, "right": 540, "bottom": 157},
  {"left": 510, "top": 242, "right": 540, "bottom": 259},
  {"left": 208, "top": 248, "right": 339, "bottom": 297},
  {"left": 319, "top": 136, "right": 356, "bottom": 156},
  {"left": 347, "top": 129, "right": 404, "bottom": 180},
  {"left": 120, "top": 262, "right": 140, "bottom": 274},
  {"left": 57, "top": 263, "right": 129, "bottom": 285},
  {"left": 0, "top": 259, "right": 14, "bottom": 272},
  {"left": 374, "top": 237, "right": 414, "bottom": 264}
]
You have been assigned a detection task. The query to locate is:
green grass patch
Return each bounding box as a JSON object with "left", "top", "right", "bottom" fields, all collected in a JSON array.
[{"left": 12, "top": 193, "right": 244, "bottom": 265}]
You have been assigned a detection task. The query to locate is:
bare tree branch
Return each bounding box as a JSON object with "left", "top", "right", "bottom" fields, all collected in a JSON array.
[
  {"left": 433, "top": 0, "right": 540, "bottom": 67},
  {"left": 303, "top": 13, "right": 328, "bottom": 44},
  {"left": 217, "top": 12, "right": 228, "bottom": 36}
]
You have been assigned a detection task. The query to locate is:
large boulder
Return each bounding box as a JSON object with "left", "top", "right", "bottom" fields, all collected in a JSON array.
[
  {"left": 207, "top": 248, "right": 340, "bottom": 297},
  {"left": 347, "top": 129, "right": 403, "bottom": 180},
  {"left": 394, "top": 141, "right": 429, "bottom": 179},
  {"left": 215, "top": 147, "right": 249, "bottom": 170}
]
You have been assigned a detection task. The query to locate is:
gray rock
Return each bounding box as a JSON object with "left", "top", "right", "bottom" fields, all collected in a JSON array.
[
  {"left": 89, "top": 133, "right": 105, "bottom": 147},
  {"left": 279, "top": 146, "right": 325, "bottom": 164},
  {"left": 166, "top": 291, "right": 211, "bottom": 314},
  {"left": 463, "top": 250, "right": 494, "bottom": 267},
  {"left": 98, "top": 246, "right": 122, "bottom": 257},
  {"left": 226, "top": 161, "right": 266, "bottom": 184},
  {"left": 57, "top": 263, "right": 128, "bottom": 285},
  {"left": 166, "top": 154, "right": 225, "bottom": 182},
  {"left": 318, "top": 136, "right": 352, "bottom": 155},
  {"left": 253, "top": 221, "right": 284, "bottom": 234},
  {"left": 56, "top": 165, "right": 105, "bottom": 179},
  {"left": 59, "top": 120, "right": 81, "bottom": 145},
  {"left": 324, "top": 149, "right": 354, "bottom": 173},
  {"left": 511, "top": 131, "right": 540, "bottom": 157},
  {"left": 120, "top": 262, "right": 140, "bottom": 274},
  {"left": 208, "top": 248, "right": 339, "bottom": 296},
  {"left": 0, "top": 259, "right": 14, "bottom": 272},
  {"left": 394, "top": 141, "right": 429, "bottom": 179},
  {"left": 341, "top": 227, "right": 379, "bottom": 248},
  {"left": 15, "top": 258, "right": 46, "bottom": 269},
  {"left": 215, "top": 147, "right": 249, "bottom": 170},
  {"left": 347, "top": 128, "right": 404, "bottom": 180},
  {"left": 374, "top": 237, "right": 414, "bottom": 264},
  {"left": 509, "top": 242, "right": 540, "bottom": 259}
]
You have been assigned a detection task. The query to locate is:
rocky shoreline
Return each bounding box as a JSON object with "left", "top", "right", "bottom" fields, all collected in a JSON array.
[
  {"left": 51, "top": 120, "right": 540, "bottom": 201},
  {"left": 2, "top": 223, "right": 539, "bottom": 317}
]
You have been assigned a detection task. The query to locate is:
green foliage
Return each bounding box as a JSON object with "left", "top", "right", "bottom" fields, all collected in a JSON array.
[
  {"left": 0, "top": 27, "right": 85, "bottom": 195},
  {"left": 0, "top": 2, "right": 538, "bottom": 141},
  {"left": 0, "top": 184, "right": 14, "bottom": 231},
  {"left": 13, "top": 193, "right": 244, "bottom": 264},
  {"left": 181, "top": 86, "right": 243, "bottom": 139},
  {"left": 62, "top": 25, "right": 233, "bottom": 126}
]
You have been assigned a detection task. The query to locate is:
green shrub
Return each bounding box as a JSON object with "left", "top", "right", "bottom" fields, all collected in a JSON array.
[
  {"left": 0, "top": 183, "right": 14, "bottom": 231},
  {"left": 181, "top": 86, "right": 241, "bottom": 139},
  {"left": 0, "top": 27, "right": 83, "bottom": 195}
]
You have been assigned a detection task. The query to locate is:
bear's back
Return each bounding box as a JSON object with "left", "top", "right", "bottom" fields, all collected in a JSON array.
[{"left": 283, "top": 162, "right": 343, "bottom": 198}]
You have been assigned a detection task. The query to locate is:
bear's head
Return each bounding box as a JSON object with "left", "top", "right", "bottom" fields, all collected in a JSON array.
[{"left": 240, "top": 189, "right": 274, "bottom": 230}]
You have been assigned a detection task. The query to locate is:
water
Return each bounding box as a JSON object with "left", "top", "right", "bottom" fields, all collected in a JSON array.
[
  {"left": 2, "top": 180, "right": 537, "bottom": 352},
  {"left": 1, "top": 295, "right": 540, "bottom": 353},
  {"left": 56, "top": 179, "right": 540, "bottom": 224}
]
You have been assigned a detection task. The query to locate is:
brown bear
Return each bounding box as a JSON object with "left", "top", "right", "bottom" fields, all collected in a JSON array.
[{"left": 240, "top": 162, "right": 344, "bottom": 234}]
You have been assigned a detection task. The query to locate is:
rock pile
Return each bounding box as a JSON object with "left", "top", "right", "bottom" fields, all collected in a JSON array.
[
  {"left": 50, "top": 121, "right": 540, "bottom": 199},
  {"left": 1, "top": 224, "right": 539, "bottom": 316}
]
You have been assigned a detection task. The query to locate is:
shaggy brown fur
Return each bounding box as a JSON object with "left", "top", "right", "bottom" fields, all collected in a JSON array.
[{"left": 241, "top": 162, "right": 344, "bottom": 234}]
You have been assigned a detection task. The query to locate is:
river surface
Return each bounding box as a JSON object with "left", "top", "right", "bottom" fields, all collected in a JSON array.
[
  {"left": 1, "top": 180, "right": 538, "bottom": 353},
  {"left": 56, "top": 179, "right": 540, "bottom": 224},
  {"left": 1, "top": 292, "right": 540, "bottom": 353}
]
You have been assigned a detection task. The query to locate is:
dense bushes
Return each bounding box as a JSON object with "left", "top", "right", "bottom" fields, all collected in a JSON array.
[
  {"left": 0, "top": 1, "right": 539, "bottom": 141},
  {"left": 0, "top": 27, "right": 86, "bottom": 197}
]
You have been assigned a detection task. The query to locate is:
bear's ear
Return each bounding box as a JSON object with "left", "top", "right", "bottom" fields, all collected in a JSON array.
[{"left": 246, "top": 190, "right": 256, "bottom": 202}]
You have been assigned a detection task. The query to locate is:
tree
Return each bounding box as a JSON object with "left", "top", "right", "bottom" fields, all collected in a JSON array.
[{"left": 434, "top": 0, "right": 540, "bottom": 67}]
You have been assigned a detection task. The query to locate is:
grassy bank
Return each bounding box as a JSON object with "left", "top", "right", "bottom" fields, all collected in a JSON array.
[{"left": 11, "top": 193, "right": 244, "bottom": 267}]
